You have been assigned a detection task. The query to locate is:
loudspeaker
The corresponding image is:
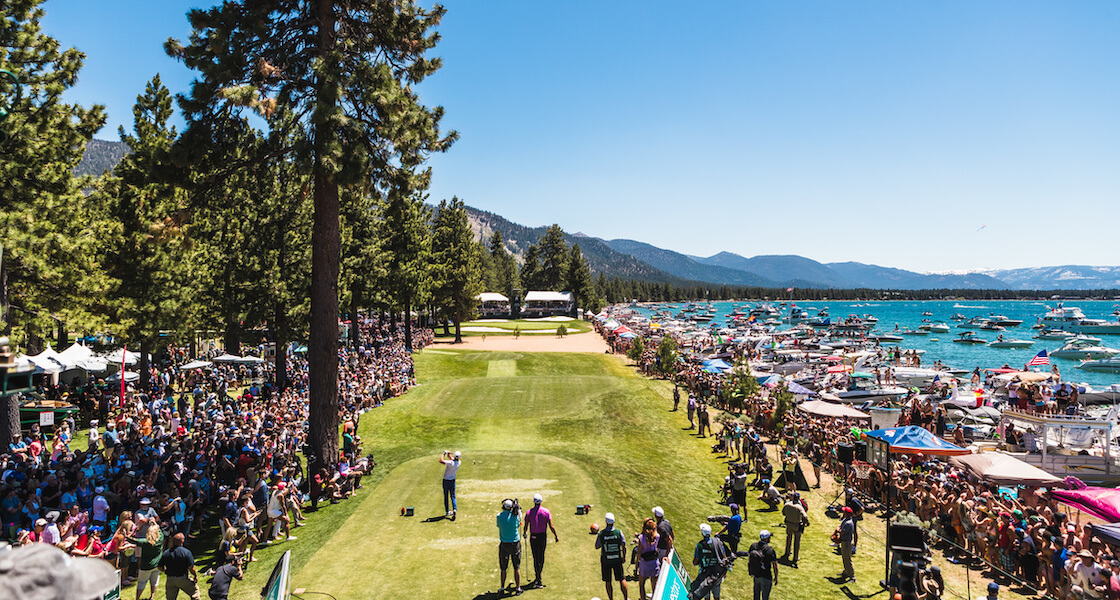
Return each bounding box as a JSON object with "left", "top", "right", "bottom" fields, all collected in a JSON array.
[
  {"left": 854, "top": 441, "right": 868, "bottom": 462},
  {"left": 888, "top": 523, "right": 925, "bottom": 553},
  {"left": 837, "top": 444, "right": 854, "bottom": 465},
  {"left": 405, "top": 506, "right": 414, "bottom": 517}
]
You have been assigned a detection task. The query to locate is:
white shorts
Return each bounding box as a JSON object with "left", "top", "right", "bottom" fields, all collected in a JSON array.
[{"left": 137, "top": 568, "right": 160, "bottom": 590}]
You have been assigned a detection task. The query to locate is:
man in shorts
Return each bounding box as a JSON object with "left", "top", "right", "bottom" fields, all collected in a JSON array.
[
  {"left": 595, "top": 512, "right": 629, "bottom": 600},
  {"left": 496, "top": 499, "right": 522, "bottom": 596}
]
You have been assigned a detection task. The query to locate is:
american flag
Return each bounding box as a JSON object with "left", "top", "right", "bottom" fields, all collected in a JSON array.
[{"left": 1026, "top": 349, "right": 1050, "bottom": 367}]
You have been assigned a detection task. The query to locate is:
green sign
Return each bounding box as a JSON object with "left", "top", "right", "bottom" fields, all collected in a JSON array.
[{"left": 653, "top": 549, "right": 692, "bottom": 600}]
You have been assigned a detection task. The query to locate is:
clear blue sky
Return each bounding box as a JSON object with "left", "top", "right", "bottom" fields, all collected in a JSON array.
[{"left": 41, "top": 0, "right": 1120, "bottom": 272}]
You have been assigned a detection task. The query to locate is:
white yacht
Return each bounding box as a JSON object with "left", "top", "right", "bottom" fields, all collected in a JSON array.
[{"left": 1050, "top": 338, "right": 1120, "bottom": 360}]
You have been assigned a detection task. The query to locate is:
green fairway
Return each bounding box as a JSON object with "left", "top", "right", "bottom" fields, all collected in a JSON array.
[{"left": 219, "top": 349, "right": 990, "bottom": 600}]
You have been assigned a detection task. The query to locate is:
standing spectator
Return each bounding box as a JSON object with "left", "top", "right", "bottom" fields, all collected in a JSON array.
[
  {"left": 692, "top": 523, "right": 729, "bottom": 600},
  {"left": 636, "top": 518, "right": 661, "bottom": 600},
  {"left": 782, "top": 493, "right": 808, "bottom": 567},
  {"left": 652, "top": 506, "right": 674, "bottom": 560},
  {"left": 522, "top": 493, "right": 558, "bottom": 589},
  {"left": 595, "top": 512, "right": 628, "bottom": 600},
  {"left": 496, "top": 499, "right": 522, "bottom": 596},
  {"left": 730, "top": 465, "right": 748, "bottom": 508},
  {"left": 687, "top": 395, "right": 697, "bottom": 430},
  {"left": 837, "top": 507, "right": 856, "bottom": 583},
  {"left": 748, "top": 530, "right": 778, "bottom": 600},
  {"left": 439, "top": 450, "right": 461, "bottom": 520},
  {"left": 158, "top": 533, "right": 201, "bottom": 600},
  {"left": 129, "top": 516, "right": 163, "bottom": 600}
]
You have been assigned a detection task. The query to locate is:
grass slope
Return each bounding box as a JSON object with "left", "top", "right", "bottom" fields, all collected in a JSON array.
[{"left": 215, "top": 350, "right": 992, "bottom": 600}]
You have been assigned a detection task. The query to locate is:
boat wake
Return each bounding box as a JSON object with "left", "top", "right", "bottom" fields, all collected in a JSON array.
[{"left": 953, "top": 303, "right": 989, "bottom": 309}]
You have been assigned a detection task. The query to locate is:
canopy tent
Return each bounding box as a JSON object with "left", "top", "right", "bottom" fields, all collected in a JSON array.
[
  {"left": 613, "top": 325, "right": 633, "bottom": 334},
  {"left": 798, "top": 400, "right": 870, "bottom": 420},
  {"left": 179, "top": 360, "right": 213, "bottom": 370},
  {"left": 211, "top": 353, "right": 244, "bottom": 363},
  {"left": 105, "top": 371, "right": 140, "bottom": 383},
  {"left": 27, "top": 347, "right": 68, "bottom": 372},
  {"left": 603, "top": 319, "right": 621, "bottom": 330},
  {"left": 237, "top": 355, "right": 265, "bottom": 364},
  {"left": 863, "top": 425, "right": 972, "bottom": 456},
  {"left": 702, "top": 359, "right": 733, "bottom": 370},
  {"left": 1090, "top": 523, "right": 1120, "bottom": 547},
  {"left": 99, "top": 349, "right": 146, "bottom": 366},
  {"left": 58, "top": 343, "right": 96, "bottom": 365},
  {"left": 949, "top": 452, "right": 1064, "bottom": 487},
  {"left": 618, "top": 332, "right": 638, "bottom": 339},
  {"left": 1051, "top": 488, "right": 1120, "bottom": 523},
  {"left": 827, "top": 364, "right": 852, "bottom": 374}
]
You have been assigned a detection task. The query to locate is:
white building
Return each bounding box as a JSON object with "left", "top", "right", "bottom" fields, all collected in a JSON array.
[{"left": 522, "top": 291, "right": 573, "bottom": 317}]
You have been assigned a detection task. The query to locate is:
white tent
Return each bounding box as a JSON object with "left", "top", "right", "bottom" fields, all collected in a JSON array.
[
  {"left": 105, "top": 370, "right": 140, "bottom": 383},
  {"left": 58, "top": 343, "right": 96, "bottom": 365},
  {"left": 180, "top": 360, "right": 213, "bottom": 370},
  {"left": 28, "top": 347, "right": 68, "bottom": 372},
  {"left": 211, "top": 353, "right": 244, "bottom": 363}
]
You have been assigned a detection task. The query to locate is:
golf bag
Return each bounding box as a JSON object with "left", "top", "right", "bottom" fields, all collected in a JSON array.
[{"left": 688, "top": 537, "right": 746, "bottom": 600}]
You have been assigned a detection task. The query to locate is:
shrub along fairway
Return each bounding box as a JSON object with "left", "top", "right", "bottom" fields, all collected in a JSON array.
[
  {"left": 437, "top": 318, "right": 591, "bottom": 337},
  {"left": 226, "top": 349, "right": 911, "bottom": 600}
]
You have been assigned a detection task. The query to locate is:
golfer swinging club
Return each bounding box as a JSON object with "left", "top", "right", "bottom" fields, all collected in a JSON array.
[{"left": 440, "top": 450, "right": 461, "bottom": 520}]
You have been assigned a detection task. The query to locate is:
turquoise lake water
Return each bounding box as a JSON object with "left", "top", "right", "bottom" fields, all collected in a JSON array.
[{"left": 634, "top": 299, "right": 1120, "bottom": 388}]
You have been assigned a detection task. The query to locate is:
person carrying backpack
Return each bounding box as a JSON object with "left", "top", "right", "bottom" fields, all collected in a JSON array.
[
  {"left": 747, "top": 530, "right": 778, "bottom": 600},
  {"left": 692, "top": 524, "right": 732, "bottom": 600},
  {"left": 595, "top": 513, "right": 629, "bottom": 600}
]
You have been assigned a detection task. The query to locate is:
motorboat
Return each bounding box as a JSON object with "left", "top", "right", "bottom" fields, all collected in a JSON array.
[
  {"left": 921, "top": 311, "right": 933, "bottom": 317},
  {"left": 1050, "top": 338, "right": 1120, "bottom": 360},
  {"left": 890, "top": 366, "right": 954, "bottom": 387},
  {"left": 900, "top": 328, "right": 929, "bottom": 336},
  {"left": 928, "top": 322, "right": 951, "bottom": 334},
  {"left": 1034, "top": 328, "right": 1077, "bottom": 341},
  {"left": 1040, "top": 304, "right": 1087, "bottom": 328},
  {"left": 834, "top": 385, "right": 910, "bottom": 402},
  {"left": 1073, "top": 318, "right": 1120, "bottom": 335},
  {"left": 1079, "top": 357, "right": 1120, "bottom": 372},
  {"left": 979, "top": 322, "right": 1006, "bottom": 332},
  {"left": 988, "top": 315, "right": 1024, "bottom": 327},
  {"left": 988, "top": 337, "right": 1034, "bottom": 349},
  {"left": 950, "top": 313, "right": 967, "bottom": 321},
  {"left": 868, "top": 333, "right": 903, "bottom": 343},
  {"left": 953, "top": 331, "right": 987, "bottom": 344}
]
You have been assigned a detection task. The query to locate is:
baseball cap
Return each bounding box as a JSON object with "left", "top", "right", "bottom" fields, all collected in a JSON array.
[
  {"left": 842, "top": 506, "right": 854, "bottom": 514},
  {"left": 533, "top": 494, "right": 542, "bottom": 504},
  {"left": 454, "top": 450, "right": 461, "bottom": 458},
  {"left": 502, "top": 499, "right": 513, "bottom": 510},
  {"left": 729, "top": 503, "right": 739, "bottom": 512},
  {"left": 605, "top": 512, "right": 615, "bottom": 524},
  {"left": 699, "top": 523, "right": 712, "bottom": 536},
  {"left": 759, "top": 530, "right": 772, "bottom": 540},
  {"left": 652, "top": 506, "right": 664, "bottom": 517},
  {"left": 0, "top": 542, "right": 119, "bottom": 600},
  {"left": 988, "top": 582, "right": 999, "bottom": 593}
]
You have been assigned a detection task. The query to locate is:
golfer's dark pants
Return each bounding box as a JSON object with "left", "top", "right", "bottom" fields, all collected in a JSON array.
[
  {"left": 442, "top": 478, "right": 456, "bottom": 512},
  {"left": 529, "top": 532, "right": 547, "bottom": 578},
  {"left": 731, "top": 488, "right": 746, "bottom": 508}
]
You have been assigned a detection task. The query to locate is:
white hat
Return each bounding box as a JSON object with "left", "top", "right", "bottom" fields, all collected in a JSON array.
[
  {"left": 760, "top": 530, "right": 772, "bottom": 540},
  {"left": 652, "top": 506, "right": 664, "bottom": 517},
  {"left": 502, "top": 499, "right": 513, "bottom": 510},
  {"left": 533, "top": 494, "right": 542, "bottom": 504},
  {"left": 700, "top": 523, "right": 712, "bottom": 536},
  {"left": 0, "top": 542, "right": 119, "bottom": 600},
  {"left": 454, "top": 450, "right": 461, "bottom": 458},
  {"left": 604, "top": 512, "right": 615, "bottom": 524}
]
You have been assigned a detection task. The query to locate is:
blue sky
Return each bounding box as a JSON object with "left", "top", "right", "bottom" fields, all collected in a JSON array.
[{"left": 41, "top": 1, "right": 1120, "bottom": 272}]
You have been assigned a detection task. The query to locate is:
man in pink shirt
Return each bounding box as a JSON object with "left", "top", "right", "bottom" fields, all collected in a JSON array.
[{"left": 522, "top": 493, "right": 559, "bottom": 589}]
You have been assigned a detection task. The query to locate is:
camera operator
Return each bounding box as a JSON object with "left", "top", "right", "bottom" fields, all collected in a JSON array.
[
  {"left": 207, "top": 554, "right": 244, "bottom": 600},
  {"left": 729, "top": 464, "right": 748, "bottom": 508},
  {"left": 496, "top": 499, "right": 522, "bottom": 596}
]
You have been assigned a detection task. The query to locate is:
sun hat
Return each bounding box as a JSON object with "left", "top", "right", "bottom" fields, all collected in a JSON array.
[
  {"left": 1080, "top": 549, "right": 1095, "bottom": 559},
  {"left": 605, "top": 512, "right": 615, "bottom": 524},
  {"left": 0, "top": 542, "right": 119, "bottom": 600},
  {"left": 652, "top": 506, "right": 664, "bottom": 517}
]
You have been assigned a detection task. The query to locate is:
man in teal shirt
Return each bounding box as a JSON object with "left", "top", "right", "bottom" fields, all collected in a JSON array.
[{"left": 496, "top": 499, "right": 522, "bottom": 595}]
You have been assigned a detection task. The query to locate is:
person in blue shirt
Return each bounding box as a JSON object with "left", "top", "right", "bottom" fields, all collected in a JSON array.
[
  {"left": 717, "top": 503, "right": 743, "bottom": 553},
  {"left": 496, "top": 499, "right": 522, "bottom": 595}
]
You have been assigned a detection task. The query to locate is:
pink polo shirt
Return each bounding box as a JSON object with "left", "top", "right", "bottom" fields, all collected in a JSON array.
[{"left": 525, "top": 505, "right": 551, "bottom": 534}]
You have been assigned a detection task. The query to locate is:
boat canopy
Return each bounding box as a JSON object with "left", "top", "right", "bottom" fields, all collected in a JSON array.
[{"left": 949, "top": 452, "right": 1064, "bottom": 487}]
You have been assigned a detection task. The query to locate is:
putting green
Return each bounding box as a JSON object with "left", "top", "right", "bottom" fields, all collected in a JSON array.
[{"left": 293, "top": 452, "right": 602, "bottom": 599}]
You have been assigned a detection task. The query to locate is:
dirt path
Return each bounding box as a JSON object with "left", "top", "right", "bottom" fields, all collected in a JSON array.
[{"left": 427, "top": 331, "right": 610, "bottom": 353}]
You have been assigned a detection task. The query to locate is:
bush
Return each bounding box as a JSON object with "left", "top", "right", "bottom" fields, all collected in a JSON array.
[
  {"left": 626, "top": 336, "right": 645, "bottom": 362},
  {"left": 557, "top": 324, "right": 568, "bottom": 337}
]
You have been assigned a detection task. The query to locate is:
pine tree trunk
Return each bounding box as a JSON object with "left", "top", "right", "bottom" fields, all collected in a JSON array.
[
  {"left": 272, "top": 307, "right": 288, "bottom": 393},
  {"left": 56, "top": 320, "right": 66, "bottom": 349},
  {"left": 307, "top": 0, "right": 342, "bottom": 475},
  {"left": 139, "top": 338, "right": 151, "bottom": 392},
  {"left": 224, "top": 319, "right": 240, "bottom": 356},
  {"left": 0, "top": 395, "right": 17, "bottom": 446},
  {"left": 454, "top": 318, "right": 462, "bottom": 344},
  {"left": 404, "top": 291, "right": 413, "bottom": 353}
]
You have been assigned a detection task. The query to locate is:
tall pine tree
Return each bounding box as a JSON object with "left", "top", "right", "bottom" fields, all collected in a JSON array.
[
  {"left": 431, "top": 197, "right": 481, "bottom": 343},
  {"left": 168, "top": 0, "right": 455, "bottom": 470}
]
